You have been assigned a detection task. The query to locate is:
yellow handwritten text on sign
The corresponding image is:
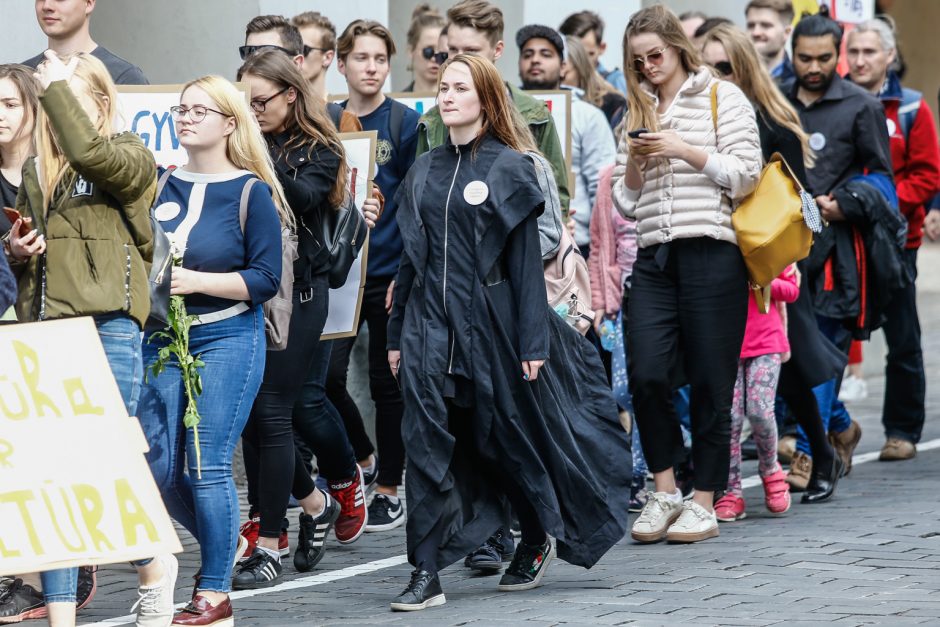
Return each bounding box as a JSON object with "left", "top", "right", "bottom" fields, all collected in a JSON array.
[{"left": 0, "top": 318, "right": 182, "bottom": 575}]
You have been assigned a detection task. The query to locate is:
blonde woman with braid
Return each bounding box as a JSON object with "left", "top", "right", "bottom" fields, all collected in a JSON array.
[
  {"left": 612, "top": 5, "right": 762, "bottom": 545},
  {"left": 137, "top": 75, "right": 287, "bottom": 626}
]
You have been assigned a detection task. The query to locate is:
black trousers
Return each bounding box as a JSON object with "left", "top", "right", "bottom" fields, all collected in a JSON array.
[
  {"left": 242, "top": 276, "right": 329, "bottom": 539},
  {"left": 627, "top": 238, "right": 748, "bottom": 492},
  {"left": 882, "top": 248, "right": 926, "bottom": 443},
  {"left": 326, "top": 275, "right": 405, "bottom": 487}
]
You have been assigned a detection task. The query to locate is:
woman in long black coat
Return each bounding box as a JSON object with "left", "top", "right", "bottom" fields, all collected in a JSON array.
[{"left": 386, "top": 54, "right": 630, "bottom": 612}]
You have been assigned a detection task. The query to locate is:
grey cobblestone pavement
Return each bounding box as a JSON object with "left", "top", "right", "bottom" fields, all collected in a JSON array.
[{"left": 75, "top": 243, "right": 940, "bottom": 626}]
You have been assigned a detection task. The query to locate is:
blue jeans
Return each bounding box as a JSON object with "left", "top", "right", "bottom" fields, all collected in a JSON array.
[
  {"left": 796, "top": 316, "right": 853, "bottom": 456},
  {"left": 42, "top": 313, "right": 142, "bottom": 603},
  {"left": 138, "top": 306, "right": 265, "bottom": 593}
]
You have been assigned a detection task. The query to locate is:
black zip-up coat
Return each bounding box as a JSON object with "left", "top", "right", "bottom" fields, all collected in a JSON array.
[
  {"left": 268, "top": 132, "right": 341, "bottom": 287},
  {"left": 388, "top": 133, "right": 630, "bottom": 572}
]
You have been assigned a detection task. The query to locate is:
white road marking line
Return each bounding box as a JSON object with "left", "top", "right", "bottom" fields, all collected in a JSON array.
[{"left": 81, "top": 438, "right": 940, "bottom": 626}]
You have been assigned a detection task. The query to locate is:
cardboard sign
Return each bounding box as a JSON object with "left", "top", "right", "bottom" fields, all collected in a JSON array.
[
  {"left": 322, "top": 130, "right": 378, "bottom": 340},
  {"left": 828, "top": 0, "right": 875, "bottom": 24},
  {"left": 117, "top": 84, "right": 248, "bottom": 167},
  {"left": 0, "top": 318, "right": 182, "bottom": 575}
]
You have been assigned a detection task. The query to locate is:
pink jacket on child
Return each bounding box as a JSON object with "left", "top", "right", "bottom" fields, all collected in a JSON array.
[
  {"left": 589, "top": 164, "right": 637, "bottom": 314},
  {"left": 741, "top": 266, "right": 800, "bottom": 359}
]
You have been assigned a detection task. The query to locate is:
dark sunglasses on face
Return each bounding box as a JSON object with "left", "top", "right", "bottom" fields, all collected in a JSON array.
[
  {"left": 239, "top": 44, "right": 300, "bottom": 60},
  {"left": 713, "top": 61, "right": 734, "bottom": 77},
  {"left": 432, "top": 51, "right": 448, "bottom": 65},
  {"left": 421, "top": 46, "right": 435, "bottom": 60}
]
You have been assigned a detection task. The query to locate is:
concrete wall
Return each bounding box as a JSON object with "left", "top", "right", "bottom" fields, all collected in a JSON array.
[{"left": 2, "top": 2, "right": 48, "bottom": 63}]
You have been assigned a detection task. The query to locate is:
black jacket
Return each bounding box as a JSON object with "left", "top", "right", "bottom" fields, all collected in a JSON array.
[
  {"left": 267, "top": 132, "right": 341, "bottom": 287},
  {"left": 806, "top": 179, "right": 909, "bottom": 339},
  {"left": 389, "top": 133, "right": 630, "bottom": 571}
]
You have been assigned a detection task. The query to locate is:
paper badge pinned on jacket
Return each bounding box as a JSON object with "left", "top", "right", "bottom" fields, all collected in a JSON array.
[
  {"left": 463, "top": 180, "right": 489, "bottom": 205},
  {"left": 809, "top": 132, "right": 827, "bottom": 152},
  {"left": 154, "top": 201, "right": 182, "bottom": 222}
]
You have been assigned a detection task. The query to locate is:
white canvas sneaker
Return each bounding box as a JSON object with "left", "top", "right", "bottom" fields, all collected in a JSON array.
[
  {"left": 631, "top": 491, "right": 684, "bottom": 543},
  {"left": 132, "top": 553, "right": 178, "bottom": 627},
  {"left": 666, "top": 501, "right": 719, "bottom": 543}
]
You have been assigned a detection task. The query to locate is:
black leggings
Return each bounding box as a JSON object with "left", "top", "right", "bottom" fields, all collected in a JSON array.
[
  {"left": 412, "top": 398, "right": 546, "bottom": 575},
  {"left": 326, "top": 275, "right": 405, "bottom": 487},
  {"left": 779, "top": 382, "right": 835, "bottom": 467},
  {"left": 242, "top": 278, "right": 329, "bottom": 539}
]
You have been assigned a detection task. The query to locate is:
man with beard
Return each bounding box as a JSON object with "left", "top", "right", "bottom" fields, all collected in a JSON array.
[
  {"left": 516, "top": 25, "right": 615, "bottom": 259},
  {"left": 786, "top": 14, "right": 895, "bottom": 498},
  {"left": 745, "top": 0, "right": 796, "bottom": 89}
]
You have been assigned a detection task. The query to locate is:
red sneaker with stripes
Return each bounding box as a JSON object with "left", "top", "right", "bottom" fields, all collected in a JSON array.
[{"left": 329, "top": 466, "right": 368, "bottom": 544}]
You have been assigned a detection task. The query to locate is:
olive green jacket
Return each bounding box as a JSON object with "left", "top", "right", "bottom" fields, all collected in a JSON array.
[
  {"left": 415, "top": 83, "right": 570, "bottom": 212},
  {"left": 14, "top": 81, "right": 156, "bottom": 327}
]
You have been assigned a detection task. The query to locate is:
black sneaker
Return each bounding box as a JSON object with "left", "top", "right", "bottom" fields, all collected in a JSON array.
[
  {"left": 629, "top": 475, "right": 649, "bottom": 513},
  {"left": 294, "top": 492, "right": 341, "bottom": 572},
  {"left": 463, "top": 528, "right": 515, "bottom": 572},
  {"left": 76, "top": 566, "right": 97, "bottom": 610},
  {"left": 0, "top": 578, "right": 46, "bottom": 622},
  {"left": 232, "top": 549, "right": 283, "bottom": 590},
  {"left": 498, "top": 539, "right": 554, "bottom": 591},
  {"left": 389, "top": 569, "right": 446, "bottom": 611},
  {"left": 365, "top": 494, "right": 404, "bottom": 532},
  {"left": 361, "top": 454, "right": 379, "bottom": 497}
]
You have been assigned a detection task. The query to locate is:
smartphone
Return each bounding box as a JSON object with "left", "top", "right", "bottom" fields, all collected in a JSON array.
[
  {"left": 3, "top": 207, "right": 31, "bottom": 238},
  {"left": 627, "top": 128, "right": 650, "bottom": 139}
]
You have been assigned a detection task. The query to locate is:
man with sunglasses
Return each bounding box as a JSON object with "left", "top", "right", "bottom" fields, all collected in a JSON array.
[
  {"left": 292, "top": 11, "right": 339, "bottom": 102},
  {"left": 415, "top": 0, "right": 570, "bottom": 217},
  {"left": 242, "top": 15, "right": 307, "bottom": 68}
]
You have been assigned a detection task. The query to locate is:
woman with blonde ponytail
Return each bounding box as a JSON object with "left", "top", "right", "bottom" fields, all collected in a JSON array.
[
  {"left": 137, "top": 74, "right": 284, "bottom": 626},
  {"left": 4, "top": 51, "right": 181, "bottom": 627},
  {"left": 612, "top": 5, "right": 762, "bottom": 546}
]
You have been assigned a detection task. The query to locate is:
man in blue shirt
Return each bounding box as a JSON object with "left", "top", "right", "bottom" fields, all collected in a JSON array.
[
  {"left": 559, "top": 10, "right": 626, "bottom": 95},
  {"left": 328, "top": 19, "right": 420, "bottom": 533},
  {"left": 746, "top": 0, "right": 797, "bottom": 90}
]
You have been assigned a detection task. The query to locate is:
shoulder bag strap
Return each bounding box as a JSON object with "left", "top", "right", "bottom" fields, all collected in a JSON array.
[
  {"left": 152, "top": 165, "right": 177, "bottom": 210},
  {"left": 238, "top": 177, "right": 260, "bottom": 234}
]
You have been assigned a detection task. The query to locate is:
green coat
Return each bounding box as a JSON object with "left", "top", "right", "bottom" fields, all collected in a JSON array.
[
  {"left": 415, "top": 83, "right": 570, "bottom": 213},
  {"left": 14, "top": 81, "right": 156, "bottom": 327}
]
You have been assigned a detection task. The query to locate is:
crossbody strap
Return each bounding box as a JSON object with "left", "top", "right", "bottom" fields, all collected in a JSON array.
[
  {"left": 710, "top": 82, "right": 719, "bottom": 135},
  {"left": 152, "top": 166, "right": 177, "bottom": 210},
  {"left": 237, "top": 177, "right": 260, "bottom": 234}
]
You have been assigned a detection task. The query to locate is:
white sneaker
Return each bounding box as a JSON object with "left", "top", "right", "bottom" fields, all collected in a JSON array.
[
  {"left": 666, "top": 501, "right": 719, "bottom": 543},
  {"left": 132, "top": 553, "right": 178, "bottom": 627},
  {"left": 838, "top": 375, "right": 868, "bottom": 402},
  {"left": 630, "top": 491, "right": 684, "bottom": 543}
]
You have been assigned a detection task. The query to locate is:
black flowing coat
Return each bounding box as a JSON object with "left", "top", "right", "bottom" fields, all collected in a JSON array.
[{"left": 387, "top": 134, "right": 630, "bottom": 572}]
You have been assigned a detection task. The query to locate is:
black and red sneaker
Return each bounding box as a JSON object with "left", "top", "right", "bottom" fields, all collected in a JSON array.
[
  {"left": 0, "top": 577, "right": 47, "bottom": 622},
  {"left": 497, "top": 539, "right": 554, "bottom": 592},
  {"left": 76, "top": 566, "right": 97, "bottom": 611},
  {"left": 238, "top": 516, "right": 288, "bottom": 561},
  {"left": 328, "top": 467, "right": 368, "bottom": 544}
]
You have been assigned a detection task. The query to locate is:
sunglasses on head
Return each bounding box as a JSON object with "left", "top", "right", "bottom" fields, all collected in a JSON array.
[{"left": 713, "top": 61, "right": 734, "bottom": 77}]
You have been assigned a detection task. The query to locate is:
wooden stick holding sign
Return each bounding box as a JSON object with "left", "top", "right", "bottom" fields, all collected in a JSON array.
[
  {"left": 0, "top": 318, "right": 182, "bottom": 575},
  {"left": 321, "top": 130, "right": 378, "bottom": 340}
]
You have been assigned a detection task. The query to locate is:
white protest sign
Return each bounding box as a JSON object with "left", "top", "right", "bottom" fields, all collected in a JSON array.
[
  {"left": 0, "top": 318, "right": 182, "bottom": 575},
  {"left": 828, "top": 0, "right": 875, "bottom": 24},
  {"left": 322, "top": 130, "right": 377, "bottom": 339}
]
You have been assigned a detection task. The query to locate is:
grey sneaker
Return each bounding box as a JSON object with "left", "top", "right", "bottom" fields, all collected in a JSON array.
[
  {"left": 666, "top": 501, "right": 719, "bottom": 543},
  {"left": 131, "top": 553, "right": 178, "bottom": 627},
  {"left": 631, "top": 491, "right": 684, "bottom": 543}
]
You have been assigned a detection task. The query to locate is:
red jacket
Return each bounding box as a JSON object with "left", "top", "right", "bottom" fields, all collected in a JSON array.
[{"left": 880, "top": 73, "right": 940, "bottom": 248}]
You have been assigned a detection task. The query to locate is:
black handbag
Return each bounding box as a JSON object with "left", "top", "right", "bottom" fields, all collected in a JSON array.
[
  {"left": 147, "top": 167, "right": 176, "bottom": 327},
  {"left": 322, "top": 192, "right": 366, "bottom": 289}
]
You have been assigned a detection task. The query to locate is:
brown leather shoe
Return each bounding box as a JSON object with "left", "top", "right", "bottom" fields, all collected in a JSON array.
[
  {"left": 777, "top": 435, "right": 796, "bottom": 465},
  {"left": 879, "top": 437, "right": 916, "bottom": 461},
  {"left": 786, "top": 451, "right": 812, "bottom": 492},
  {"left": 829, "top": 420, "right": 862, "bottom": 475},
  {"left": 172, "top": 594, "right": 233, "bottom": 627}
]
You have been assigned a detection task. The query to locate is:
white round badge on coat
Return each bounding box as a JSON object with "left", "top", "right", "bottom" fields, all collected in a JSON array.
[
  {"left": 153, "top": 201, "right": 181, "bottom": 222},
  {"left": 886, "top": 118, "right": 897, "bottom": 137},
  {"left": 463, "top": 180, "right": 489, "bottom": 206},
  {"left": 809, "top": 132, "right": 827, "bottom": 152}
]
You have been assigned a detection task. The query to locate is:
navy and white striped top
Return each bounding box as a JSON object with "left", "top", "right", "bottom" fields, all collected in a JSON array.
[{"left": 154, "top": 168, "right": 282, "bottom": 317}]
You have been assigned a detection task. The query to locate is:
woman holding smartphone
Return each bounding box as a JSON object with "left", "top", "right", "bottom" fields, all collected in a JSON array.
[{"left": 613, "top": 6, "right": 762, "bottom": 544}]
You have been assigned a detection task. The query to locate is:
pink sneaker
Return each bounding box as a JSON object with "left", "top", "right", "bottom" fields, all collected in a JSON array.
[
  {"left": 714, "top": 493, "right": 746, "bottom": 522},
  {"left": 762, "top": 470, "right": 791, "bottom": 514}
]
